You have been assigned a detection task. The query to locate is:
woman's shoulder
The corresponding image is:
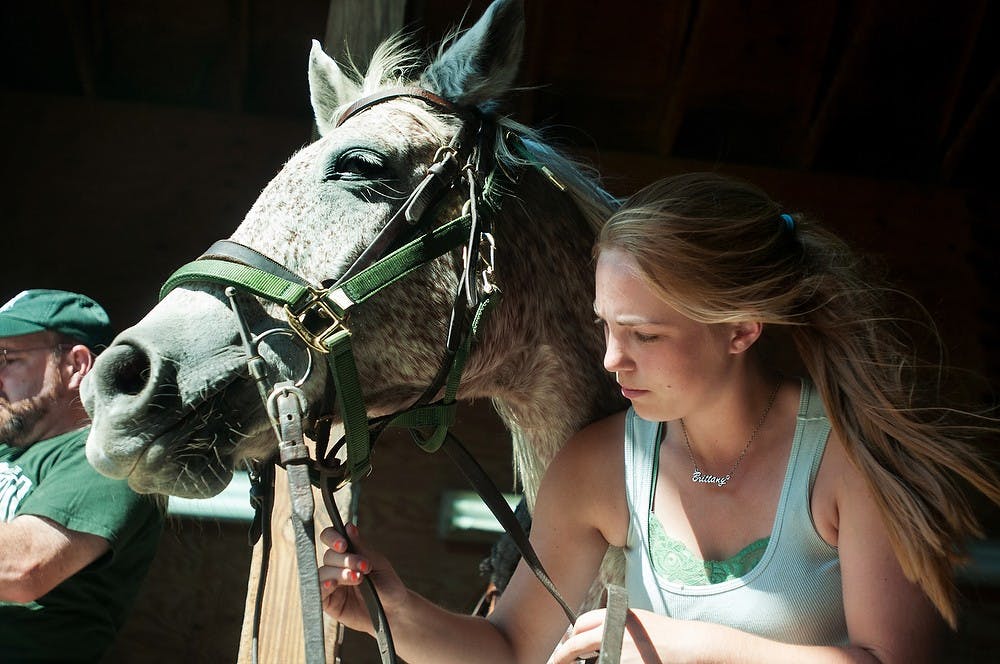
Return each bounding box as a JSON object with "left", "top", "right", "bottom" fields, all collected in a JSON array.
[
  {"left": 812, "top": 426, "right": 868, "bottom": 547},
  {"left": 540, "top": 409, "right": 630, "bottom": 546},
  {"left": 570, "top": 409, "right": 629, "bottom": 453},
  {"left": 544, "top": 410, "right": 628, "bottom": 484}
]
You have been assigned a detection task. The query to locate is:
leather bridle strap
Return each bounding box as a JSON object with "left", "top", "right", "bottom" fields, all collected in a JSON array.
[
  {"left": 440, "top": 433, "right": 578, "bottom": 624},
  {"left": 203, "top": 240, "right": 313, "bottom": 288},
  {"left": 272, "top": 386, "right": 327, "bottom": 664},
  {"left": 335, "top": 86, "right": 462, "bottom": 128},
  {"left": 596, "top": 585, "right": 628, "bottom": 664}
]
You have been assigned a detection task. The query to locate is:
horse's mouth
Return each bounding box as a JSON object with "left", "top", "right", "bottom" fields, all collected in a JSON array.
[
  {"left": 122, "top": 394, "right": 255, "bottom": 498},
  {"left": 86, "top": 364, "right": 274, "bottom": 498}
]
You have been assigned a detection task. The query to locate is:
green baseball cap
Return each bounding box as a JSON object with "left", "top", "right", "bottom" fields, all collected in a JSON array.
[{"left": 0, "top": 289, "right": 113, "bottom": 350}]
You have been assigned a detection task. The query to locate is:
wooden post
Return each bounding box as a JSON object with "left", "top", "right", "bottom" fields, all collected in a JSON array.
[
  {"left": 322, "top": 0, "right": 407, "bottom": 75},
  {"left": 237, "top": 456, "right": 343, "bottom": 663},
  {"left": 237, "top": 4, "right": 408, "bottom": 659},
  {"left": 239, "top": 446, "right": 350, "bottom": 664}
]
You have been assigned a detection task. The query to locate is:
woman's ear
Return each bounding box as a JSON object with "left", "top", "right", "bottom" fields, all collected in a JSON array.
[{"left": 728, "top": 321, "right": 764, "bottom": 354}]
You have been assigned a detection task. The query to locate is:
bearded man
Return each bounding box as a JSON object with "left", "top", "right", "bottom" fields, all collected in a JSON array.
[{"left": 0, "top": 289, "right": 163, "bottom": 663}]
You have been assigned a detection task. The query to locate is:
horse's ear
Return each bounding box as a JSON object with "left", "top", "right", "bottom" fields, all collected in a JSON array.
[
  {"left": 309, "top": 40, "right": 361, "bottom": 136},
  {"left": 420, "top": 0, "right": 525, "bottom": 110}
]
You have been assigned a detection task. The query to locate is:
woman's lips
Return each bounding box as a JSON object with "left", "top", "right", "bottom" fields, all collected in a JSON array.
[{"left": 620, "top": 386, "right": 649, "bottom": 399}]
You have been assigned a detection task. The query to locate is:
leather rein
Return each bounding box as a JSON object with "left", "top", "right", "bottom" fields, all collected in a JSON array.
[{"left": 159, "top": 87, "right": 624, "bottom": 664}]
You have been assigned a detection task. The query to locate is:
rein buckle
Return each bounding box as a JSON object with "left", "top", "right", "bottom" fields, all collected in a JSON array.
[{"left": 285, "top": 288, "right": 350, "bottom": 353}]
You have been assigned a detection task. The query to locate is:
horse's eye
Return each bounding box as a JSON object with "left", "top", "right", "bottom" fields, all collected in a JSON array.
[{"left": 326, "top": 148, "right": 390, "bottom": 181}]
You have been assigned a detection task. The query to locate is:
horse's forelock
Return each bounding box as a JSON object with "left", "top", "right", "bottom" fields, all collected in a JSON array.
[
  {"left": 322, "top": 33, "right": 424, "bottom": 102},
  {"left": 362, "top": 34, "right": 425, "bottom": 93}
]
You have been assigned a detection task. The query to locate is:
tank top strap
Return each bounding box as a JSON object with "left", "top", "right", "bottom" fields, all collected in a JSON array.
[
  {"left": 624, "top": 407, "right": 661, "bottom": 543},
  {"left": 793, "top": 378, "right": 832, "bottom": 496}
]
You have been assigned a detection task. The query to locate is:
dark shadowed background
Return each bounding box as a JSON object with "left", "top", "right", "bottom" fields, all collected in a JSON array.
[{"left": 1, "top": 1, "right": 997, "bottom": 662}]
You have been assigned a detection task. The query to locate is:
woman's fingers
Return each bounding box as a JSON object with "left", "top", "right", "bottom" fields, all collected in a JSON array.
[
  {"left": 547, "top": 610, "right": 606, "bottom": 664},
  {"left": 318, "top": 563, "right": 365, "bottom": 587},
  {"left": 322, "top": 549, "right": 373, "bottom": 573},
  {"left": 319, "top": 524, "right": 374, "bottom": 574},
  {"left": 318, "top": 524, "right": 375, "bottom": 604},
  {"left": 319, "top": 526, "right": 349, "bottom": 552}
]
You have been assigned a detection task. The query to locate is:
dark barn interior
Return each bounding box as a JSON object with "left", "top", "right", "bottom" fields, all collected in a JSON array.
[{"left": 2, "top": 1, "right": 998, "bottom": 662}]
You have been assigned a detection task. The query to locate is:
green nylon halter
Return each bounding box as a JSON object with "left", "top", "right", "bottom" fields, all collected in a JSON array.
[{"left": 159, "top": 204, "right": 495, "bottom": 484}]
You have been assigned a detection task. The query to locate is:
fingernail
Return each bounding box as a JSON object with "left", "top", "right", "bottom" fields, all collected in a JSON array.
[
  {"left": 322, "top": 579, "right": 332, "bottom": 589},
  {"left": 358, "top": 560, "right": 371, "bottom": 573},
  {"left": 350, "top": 570, "right": 361, "bottom": 581},
  {"left": 334, "top": 539, "right": 347, "bottom": 553}
]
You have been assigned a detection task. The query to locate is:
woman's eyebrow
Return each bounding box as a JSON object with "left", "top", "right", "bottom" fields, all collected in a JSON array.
[{"left": 592, "top": 307, "right": 665, "bottom": 327}]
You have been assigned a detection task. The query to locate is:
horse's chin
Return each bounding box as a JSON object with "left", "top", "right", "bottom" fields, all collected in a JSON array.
[
  {"left": 87, "top": 379, "right": 277, "bottom": 498},
  {"left": 127, "top": 451, "right": 235, "bottom": 498},
  {"left": 122, "top": 425, "right": 276, "bottom": 498}
]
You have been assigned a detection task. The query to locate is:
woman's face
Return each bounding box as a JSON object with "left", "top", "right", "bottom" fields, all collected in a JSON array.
[{"left": 594, "top": 249, "right": 737, "bottom": 422}]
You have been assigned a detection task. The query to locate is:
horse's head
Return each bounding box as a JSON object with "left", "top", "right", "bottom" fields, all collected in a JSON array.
[{"left": 81, "top": 0, "right": 535, "bottom": 498}]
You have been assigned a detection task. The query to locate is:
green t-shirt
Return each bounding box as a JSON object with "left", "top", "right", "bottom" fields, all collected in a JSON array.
[{"left": 0, "top": 428, "right": 164, "bottom": 663}]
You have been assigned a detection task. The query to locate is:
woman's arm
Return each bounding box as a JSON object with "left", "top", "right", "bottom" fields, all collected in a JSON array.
[
  {"left": 320, "top": 412, "right": 629, "bottom": 663},
  {"left": 489, "top": 412, "right": 630, "bottom": 661}
]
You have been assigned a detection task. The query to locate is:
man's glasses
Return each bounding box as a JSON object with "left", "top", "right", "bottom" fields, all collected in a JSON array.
[{"left": 0, "top": 345, "right": 69, "bottom": 369}]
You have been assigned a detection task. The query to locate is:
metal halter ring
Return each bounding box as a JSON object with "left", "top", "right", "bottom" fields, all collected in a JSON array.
[{"left": 253, "top": 327, "right": 314, "bottom": 388}]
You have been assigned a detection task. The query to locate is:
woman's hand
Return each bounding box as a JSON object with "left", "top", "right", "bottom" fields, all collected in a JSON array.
[
  {"left": 547, "top": 608, "right": 693, "bottom": 664},
  {"left": 318, "top": 523, "right": 408, "bottom": 635}
]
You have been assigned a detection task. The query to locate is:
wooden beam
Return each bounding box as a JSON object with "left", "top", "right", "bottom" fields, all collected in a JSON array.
[
  {"left": 228, "top": 0, "right": 251, "bottom": 113},
  {"left": 61, "top": 0, "right": 99, "bottom": 97},
  {"left": 323, "top": 0, "right": 408, "bottom": 73},
  {"left": 798, "top": 2, "right": 877, "bottom": 170},
  {"left": 942, "top": 70, "right": 1000, "bottom": 183}
]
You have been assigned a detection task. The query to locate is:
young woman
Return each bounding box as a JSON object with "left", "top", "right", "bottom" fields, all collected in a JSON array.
[{"left": 319, "top": 172, "right": 1000, "bottom": 663}]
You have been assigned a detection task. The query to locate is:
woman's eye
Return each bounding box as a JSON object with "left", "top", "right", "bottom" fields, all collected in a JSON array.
[
  {"left": 634, "top": 332, "right": 658, "bottom": 343},
  {"left": 325, "top": 149, "right": 391, "bottom": 181}
]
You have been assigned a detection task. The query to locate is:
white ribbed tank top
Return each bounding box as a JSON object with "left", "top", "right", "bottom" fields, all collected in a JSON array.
[{"left": 623, "top": 378, "right": 848, "bottom": 645}]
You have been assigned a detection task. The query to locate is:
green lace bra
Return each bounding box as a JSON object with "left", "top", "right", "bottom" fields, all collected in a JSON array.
[{"left": 648, "top": 515, "right": 769, "bottom": 585}]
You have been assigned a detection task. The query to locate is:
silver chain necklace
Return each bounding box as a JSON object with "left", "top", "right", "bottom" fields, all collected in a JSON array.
[{"left": 680, "top": 381, "right": 781, "bottom": 488}]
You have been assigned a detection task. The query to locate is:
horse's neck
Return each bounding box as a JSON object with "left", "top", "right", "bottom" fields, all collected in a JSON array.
[{"left": 462, "top": 180, "right": 625, "bottom": 504}]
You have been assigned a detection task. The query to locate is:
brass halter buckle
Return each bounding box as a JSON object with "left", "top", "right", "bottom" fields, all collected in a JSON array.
[{"left": 284, "top": 286, "right": 352, "bottom": 353}]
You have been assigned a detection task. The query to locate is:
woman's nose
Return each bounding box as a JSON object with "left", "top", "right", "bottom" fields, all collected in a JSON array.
[{"left": 603, "top": 334, "right": 630, "bottom": 373}]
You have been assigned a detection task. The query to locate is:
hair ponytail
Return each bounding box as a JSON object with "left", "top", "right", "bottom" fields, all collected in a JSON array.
[{"left": 789, "top": 222, "right": 999, "bottom": 627}]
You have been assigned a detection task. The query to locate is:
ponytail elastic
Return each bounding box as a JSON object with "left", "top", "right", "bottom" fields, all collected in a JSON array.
[{"left": 780, "top": 213, "right": 795, "bottom": 232}]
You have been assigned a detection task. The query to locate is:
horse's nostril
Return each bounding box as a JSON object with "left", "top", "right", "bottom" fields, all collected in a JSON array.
[{"left": 105, "top": 344, "right": 153, "bottom": 396}]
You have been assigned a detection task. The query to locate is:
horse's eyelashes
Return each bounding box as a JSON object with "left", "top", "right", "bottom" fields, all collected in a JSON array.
[{"left": 325, "top": 148, "right": 392, "bottom": 182}]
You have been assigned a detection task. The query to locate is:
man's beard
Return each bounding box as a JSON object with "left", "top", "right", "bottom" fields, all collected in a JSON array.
[{"left": 0, "top": 387, "right": 60, "bottom": 448}]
